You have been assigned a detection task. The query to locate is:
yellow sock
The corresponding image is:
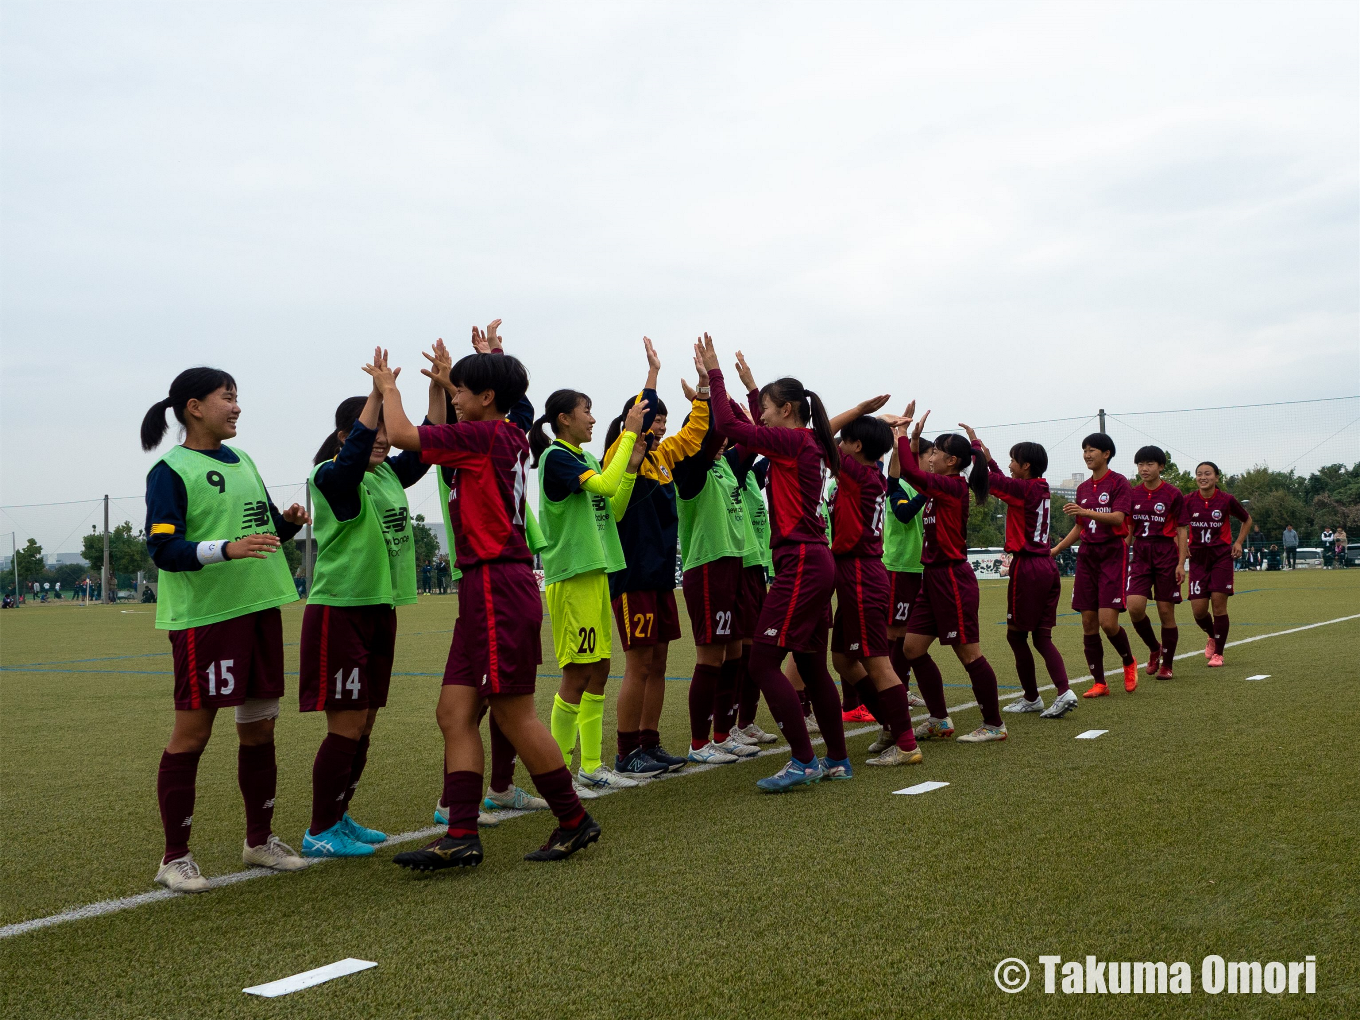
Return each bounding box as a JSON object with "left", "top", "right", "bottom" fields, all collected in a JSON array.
[
  {"left": 550, "top": 694, "right": 580, "bottom": 766},
  {"left": 578, "top": 692, "right": 606, "bottom": 774}
]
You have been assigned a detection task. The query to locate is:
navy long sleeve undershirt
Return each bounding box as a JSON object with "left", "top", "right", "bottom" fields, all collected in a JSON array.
[{"left": 313, "top": 418, "right": 431, "bottom": 523}]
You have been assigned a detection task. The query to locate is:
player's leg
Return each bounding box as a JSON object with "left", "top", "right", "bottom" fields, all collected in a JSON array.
[
  {"left": 155, "top": 705, "right": 214, "bottom": 892},
  {"left": 1095, "top": 545, "right": 1137, "bottom": 691},
  {"left": 481, "top": 710, "right": 549, "bottom": 813},
  {"left": 859, "top": 654, "right": 923, "bottom": 766},
  {"left": 1208, "top": 590, "right": 1230, "bottom": 666},
  {"left": 1154, "top": 599, "right": 1179, "bottom": 678},
  {"left": 1079, "top": 609, "right": 1109, "bottom": 697},
  {"left": 951, "top": 633, "right": 1008, "bottom": 743},
  {"left": 711, "top": 638, "right": 754, "bottom": 754},
  {"left": 683, "top": 562, "right": 745, "bottom": 763},
  {"left": 1004, "top": 625, "right": 1043, "bottom": 711},
  {"left": 1097, "top": 605, "right": 1137, "bottom": 692},
  {"left": 1127, "top": 593, "right": 1161, "bottom": 674}
]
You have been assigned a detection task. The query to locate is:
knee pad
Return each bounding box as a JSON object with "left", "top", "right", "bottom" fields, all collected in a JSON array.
[{"left": 234, "top": 697, "right": 280, "bottom": 724}]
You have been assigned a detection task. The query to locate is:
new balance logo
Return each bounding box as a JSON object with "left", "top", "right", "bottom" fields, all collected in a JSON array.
[
  {"left": 181, "top": 815, "right": 193, "bottom": 828},
  {"left": 381, "top": 506, "right": 409, "bottom": 533},
  {"left": 946, "top": 630, "right": 958, "bottom": 639},
  {"left": 765, "top": 628, "right": 778, "bottom": 637},
  {"left": 240, "top": 500, "right": 270, "bottom": 528},
  {"left": 262, "top": 798, "right": 275, "bottom": 809},
  {"left": 849, "top": 642, "right": 860, "bottom": 651}
]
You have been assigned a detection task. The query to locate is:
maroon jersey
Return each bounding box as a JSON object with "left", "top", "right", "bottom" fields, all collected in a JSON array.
[
  {"left": 1182, "top": 488, "right": 1248, "bottom": 549},
  {"left": 987, "top": 458, "right": 1051, "bottom": 555},
  {"left": 898, "top": 438, "right": 969, "bottom": 564},
  {"left": 710, "top": 369, "right": 829, "bottom": 548},
  {"left": 829, "top": 455, "right": 886, "bottom": 558},
  {"left": 418, "top": 420, "right": 532, "bottom": 569},
  {"left": 1073, "top": 469, "right": 1132, "bottom": 544},
  {"left": 1129, "top": 481, "right": 1184, "bottom": 543}
]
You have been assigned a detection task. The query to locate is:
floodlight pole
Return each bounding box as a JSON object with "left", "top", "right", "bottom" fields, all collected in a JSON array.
[
  {"left": 103, "top": 494, "right": 111, "bottom": 604},
  {"left": 9, "top": 532, "right": 17, "bottom": 605},
  {"left": 1098, "top": 408, "right": 1106, "bottom": 434}
]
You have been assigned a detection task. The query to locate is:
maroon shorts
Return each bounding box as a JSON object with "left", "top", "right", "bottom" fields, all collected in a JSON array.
[
  {"left": 168, "top": 607, "right": 284, "bottom": 711},
  {"left": 299, "top": 603, "right": 397, "bottom": 711},
  {"left": 905, "top": 561, "right": 980, "bottom": 646},
  {"left": 831, "top": 557, "right": 891, "bottom": 659},
  {"left": 443, "top": 561, "right": 543, "bottom": 697},
  {"left": 1006, "top": 553, "right": 1061, "bottom": 631},
  {"left": 682, "top": 557, "right": 744, "bottom": 645},
  {"left": 612, "top": 588, "right": 683, "bottom": 650},
  {"left": 1071, "top": 541, "right": 1128, "bottom": 613},
  {"left": 1188, "top": 546, "right": 1235, "bottom": 598},
  {"left": 1127, "top": 541, "right": 1183, "bottom": 604},
  {"left": 756, "top": 542, "right": 836, "bottom": 652},
  {"left": 735, "top": 564, "right": 768, "bottom": 640},
  {"left": 887, "top": 570, "right": 921, "bottom": 630}
]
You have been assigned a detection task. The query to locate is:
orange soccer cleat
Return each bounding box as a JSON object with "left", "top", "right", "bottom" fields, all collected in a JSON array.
[
  {"left": 842, "top": 705, "right": 876, "bottom": 723},
  {"left": 1082, "top": 682, "right": 1110, "bottom": 698},
  {"left": 1123, "top": 662, "right": 1138, "bottom": 692}
]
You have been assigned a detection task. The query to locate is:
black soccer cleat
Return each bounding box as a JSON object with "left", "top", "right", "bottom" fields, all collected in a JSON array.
[
  {"left": 393, "top": 834, "right": 483, "bottom": 871},
  {"left": 524, "top": 814, "right": 601, "bottom": 862}
]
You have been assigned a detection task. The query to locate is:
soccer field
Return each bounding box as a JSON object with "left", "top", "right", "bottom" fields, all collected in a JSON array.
[{"left": 1, "top": 571, "right": 1357, "bottom": 1018}]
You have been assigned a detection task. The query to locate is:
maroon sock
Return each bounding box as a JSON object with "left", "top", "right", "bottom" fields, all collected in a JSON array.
[
  {"left": 1131, "top": 616, "right": 1159, "bottom": 653},
  {"left": 488, "top": 714, "right": 516, "bottom": 793},
  {"left": 1033, "top": 629, "right": 1070, "bottom": 694},
  {"left": 1160, "top": 626, "right": 1179, "bottom": 666},
  {"left": 238, "top": 742, "right": 277, "bottom": 848},
  {"left": 748, "top": 643, "right": 814, "bottom": 761},
  {"left": 617, "top": 729, "right": 641, "bottom": 758},
  {"left": 796, "top": 686, "right": 811, "bottom": 717},
  {"left": 1213, "top": 614, "right": 1229, "bottom": 655},
  {"left": 1083, "top": 633, "right": 1104, "bottom": 680},
  {"left": 841, "top": 678, "right": 862, "bottom": 712},
  {"left": 640, "top": 728, "right": 660, "bottom": 750},
  {"left": 343, "top": 733, "right": 369, "bottom": 810},
  {"left": 529, "top": 765, "right": 585, "bottom": 829},
  {"left": 310, "top": 733, "right": 358, "bottom": 836},
  {"left": 440, "top": 770, "right": 482, "bottom": 838},
  {"left": 736, "top": 645, "right": 759, "bottom": 727},
  {"left": 907, "top": 653, "right": 948, "bottom": 718},
  {"left": 874, "top": 682, "right": 918, "bottom": 751},
  {"left": 963, "top": 656, "right": 1002, "bottom": 727},
  {"left": 889, "top": 639, "right": 912, "bottom": 686},
  {"left": 157, "top": 749, "right": 202, "bottom": 864},
  {"left": 688, "top": 663, "right": 721, "bottom": 748},
  {"left": 793, "top": 651, "right": 847, "bottom": 760},
  {"left": 1194, "top": 613, "right": 1215, "bottom": 643},
  {"left": 1107, "top": 627, "right": 1135, "bottom": 667},
  {"left": 1006, "top": 630, "right": 1039, "bottom": 700},
  {"left": 713, "top": 658, "right": 741, "bottom": 740}
]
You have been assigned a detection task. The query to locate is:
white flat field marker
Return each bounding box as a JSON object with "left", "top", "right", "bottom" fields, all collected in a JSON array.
[
  {"left": 244, "top": 959, "right": 376, "bottom": 998},
  {"left": 1245, "top": 674, "right": 1271, "bottom": 681},
  {"left": 1075, "top": 729, "right": 1108, "bottom": 740},
  {"left": 893, "top": 780, "right": 949, "bottom": 795}
]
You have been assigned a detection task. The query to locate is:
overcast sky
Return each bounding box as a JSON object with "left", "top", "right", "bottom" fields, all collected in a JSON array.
[{"left": 2, "top": 1, "right": 1357, "bottom": 546}]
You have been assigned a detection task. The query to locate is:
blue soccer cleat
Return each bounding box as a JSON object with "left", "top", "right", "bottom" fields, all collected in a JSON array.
[
  {"left": 340, "top": 813, "right": 387, "bottom": 844},
  {"left": 819, "top": 756, "right": 853, "bottom": 780},
  {"left": 301, "top": 822, "right": 376, "bottom": 858},
  {"left": 756, "top": 756, "right": 824, "bottom": 793}
]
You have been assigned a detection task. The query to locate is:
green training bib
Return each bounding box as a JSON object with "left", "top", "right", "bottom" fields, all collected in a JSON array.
[
  {"left": 678, "top": 456, "right": 747, "bottom": 571},
  {"left": 537, "top": 442, "right": 625, "bottom": 585},
  {"left": 883, "top": 477, "right": 924, "bottom": 574}
]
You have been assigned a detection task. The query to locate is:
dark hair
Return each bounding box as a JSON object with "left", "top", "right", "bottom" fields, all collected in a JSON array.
[
  {"left": 934, "top": 433, "right": 989, "bottom": 502},
  {"left": 917, "top": 436, "right": 936, "bottom": 457},
  {"left": 1196, "top": 460, "right": 1221, "bottom": 479},
  {"left": 1133, "top": 445, "right": 1166, "bottom": 466},
  {"left": 314, "top": 396, "right": 374, "bottom": 465},
  {"left": 604, "top": 392, "right": 668, "bottom": 453},
  {"left": 450, "top": 353, "right": 529, "bottom": 414},
  {"left": 1082, "top": 432, "right": 1115, "bottom": 457},
  {"left": 840, "top": 415, "right": 893, "bottom": 462},
  {"left": 530, "top": 389, "right": 590, "bottom": 467},
  {"left": 140, "top": 367, "right": 237, "bottom": 451},
  {"left": 1009, "top": 441, "right": 1049, "bottom": 477},
  {"left": 759, "top": 377, "right": 840, "bottom": 475}
]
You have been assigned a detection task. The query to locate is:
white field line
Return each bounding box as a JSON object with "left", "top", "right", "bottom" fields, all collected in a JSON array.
[{"left": 3, "top": 612, "right": 1356, "bottom": 942}]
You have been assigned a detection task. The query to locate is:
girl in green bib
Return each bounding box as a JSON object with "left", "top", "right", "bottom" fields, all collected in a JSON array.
[
  {"left": 530, "top": 388, "right": 650, "bottom": 793},
  {"left": 141, "top": 367, "right": 310, "bottom": 893}
]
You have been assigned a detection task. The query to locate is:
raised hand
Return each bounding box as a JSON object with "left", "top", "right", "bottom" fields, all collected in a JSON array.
[
  {"left": 281, "top": 503, "right": 311, "bottom": 526},
  {"left": 624, "top": 398, "right": 651, "bottom": 435},
  {"left": 693, "top": 345, "right": 710, "bottom": 389},
  {"left": 643, "top": 336, "right": 660, "bottom": 372},
  {"left": 902, "top": 399, "right": 916, "bottom": 421},
  {"left": 679, "top": 377, "right": 697, "bottom": 402},
  {"left": 362, "top": 348, "right": 401, "bottom": 394},
  {"left": 734, "top": 350, "right": 756, "bottom": 391},
  {"left": 699, "top": 333, "right": 720, "bottom": 372},
  {"left": 485, "top": 318, "right": 503, "bottom": 350},
  {"left": 959, "top": 422, "right": 989, "bottom": 460},
  {"left": 857, "top": 394, "right": 891, "bottom": 416},
  {"left": 422, "top": 338, "right": 454, "bottom": 390},
  {"left": 909, "top": 409, "right": 930, "bottom": 454}
]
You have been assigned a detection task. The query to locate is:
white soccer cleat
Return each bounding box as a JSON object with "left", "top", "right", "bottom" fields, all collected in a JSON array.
[
  {"left": 956, "top": 723, "right": 1008, "bottom": 743},
  {"left": 867, "top": 726, "right": 893, "bottom": 754},
  {"left": 804, "top": 713, "right": 821, "bottom": 735},
  {"left": 713, "top": 737, "right": 761, "bottom": 759},
  {"left": 242, "top": 835, "right": 311, "bottom": 871},
  {"left": 687, "top": 742, "right": 739, "bottom": 764},
  {"left": 728, "top": 728, "right": 759, "bottom": 747},
  {"left": 865, "top": 744, "right": 924, "bottom": 767},
  {"left": 906, "top": 690, "right": 926, "bottom": 709},
  {"left": 1003, "top": 696, "right": 1044, "bottom": 714},
  {"left": 484, "top": 784, "right": 548, "bottom": 811},
  {"left": 1039, "top": 690, "right": 1078, "bottom": 719},
  {"left": 154, "top": 853, "right": 210, "bottom": 893},
  {"left": 737, "top": 723, "right": 778, "bottom": 744},
  {"left": 577, "top": 765, "right": 638, "bottom": 790}
]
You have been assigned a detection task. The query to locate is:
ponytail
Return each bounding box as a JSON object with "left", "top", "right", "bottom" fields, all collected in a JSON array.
[
  {"left": 530, "top": 389, "right": 590, "bottom": 467},
  {"left": 804, "top": 389, "right": 840, "bottom": 476},
  {"left": 966, "top": 445, "right": 990, "bottom": 502},
  {"left": 759, "top": 377, "right": 839, "bottom": 475},
  {"left": 314, "top": 395, "right": 370, "bottom": 466},
  {"left": 933, "top": 433, "right": 990, "bottom": 503},
  {"left": 140, "top": 367, "right": 237, "bottom": 451}
]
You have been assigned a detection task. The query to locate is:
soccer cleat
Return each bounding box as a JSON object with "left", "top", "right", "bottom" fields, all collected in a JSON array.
[
  {"left": 614, "top": 747, "right": 669, "bottom": 780},
  {"left": 865, "top": 744, "right": 924, "bottom": 767},
  {"left": 641, "top": 744, "right": 687, "bottom": 772},
  {"left": 578, "top": 765, "right": 638, "bottom": 790},
  {"left": 819, "top": 756, "right": 854, "bottom": 780},
  {"left": 956, "top": 722, "right": 1008, "bottom": 743},
  {"left": 906, "top": 689, "right": 927, "bottom": 709},
  {"left": 154, "top": 853, "right": 210, "bottom": 893},
  {"left": 436, "top": 801, "right": 500, "bottom": 827},
  {"left": 483, "top": 785, "right": 549, "bottom": 812},
  {"left": 1145, "top": 646, "right": 1162, "bottom": 676},
  {"left": 1039, "top": 689, "right": 1078, "bottom": 718},
  {"left": 714, "top": 736, "right": 761, "bottom": 759},
  {"left": 913, "top": 716, "right": 955, "bottom": 741},
  {"left": 687, "top": 742, "right": 739, "bottom": 765},
  {"left": 1207, "top": 653, "right": 1225, "bottom": 667},
  {"left": 243, "top": 835, "right": 310, "bottom": 872},
  {"left": 1123, "top": 662, "right": 1138, "bottom": 692},
  {"left": 524, "top": 813, "right": 601, "bottom": 862},
  {"left": 1082, "top": 682, "right": 1110, "bottom": 699},
  {"left": 737, "top": 723, "right": 778, "bottom": 744},
  {"left": 1204, "top": 637, "right": 1214, "bottom": 659},
  {"left": 572, "top": 782, "right": 600, "bottom": 801},
  {"left": 393, "top": 833, "right": 483, "bottom": 871},
  {"left": 867, "top": 726, "right": 893, "bottom": 754},
  {"left": 1003, "top": 696, "right": 1044, "bottom": 714},
  {"left": 301, "top": 822, "right": 375, "bottom": 858},
  {"left": 340, "top": 813, "right": 386, "bottom": 844},
  {"left": 728, "top": 728, "right": 759, "bottom": 746},
  {"left": 755, "top": 756, "right": 824, "bottom": 792},
  {"left": 1156, "top": 664, "right": 1174, "bottom": 680},
  {"left": 804, "top": 713, "right": 821, "bottom": 735},
  {"left": 842, "top": 705, "right": 875, "bottom": 723}
]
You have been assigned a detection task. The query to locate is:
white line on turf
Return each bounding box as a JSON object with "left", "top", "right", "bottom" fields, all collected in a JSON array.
[
  {"left": 1075, "top": 729, "right": 1108, "bottom": 740},
  {"left": 3, "top": 611, "right": 1356, "bottom": 941},
  {"left": 243, "top": 958, "right": 377, "bottom": 997},
  {"left": 892, "top": 781, "right": 949, "bottom": 795}
]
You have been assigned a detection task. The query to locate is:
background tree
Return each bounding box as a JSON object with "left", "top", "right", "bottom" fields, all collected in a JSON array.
[
  {"left": 82, "top": 522, "right": 156, "bottom": 579},
  {"left": 411, "top": 513, "right": 440, "bottom": 565},
  {"left": 11, "top": 538, "right": 45, "bottom": 589}
]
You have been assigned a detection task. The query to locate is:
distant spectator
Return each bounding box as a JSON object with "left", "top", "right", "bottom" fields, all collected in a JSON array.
[
  {"left": 1282, "top": 524, "right": 1299, "bottom": 569},
  {"left": 1247, "top": 525, "right": 1266, "bottom": 570},
  {"left": 1337, "top": 527, "right": 1350, "bottom": 569},
  {"left": 1320, "top": 527, "right": 1335, "bottom": 567}
]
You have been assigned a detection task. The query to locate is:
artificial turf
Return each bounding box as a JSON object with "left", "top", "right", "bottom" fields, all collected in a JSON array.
[{"left": 1, "top": 570, "right": 1357, "bottom": 1018}]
